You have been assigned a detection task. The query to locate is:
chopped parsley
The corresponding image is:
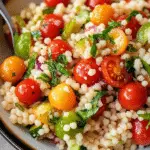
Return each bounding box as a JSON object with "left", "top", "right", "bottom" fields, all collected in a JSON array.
[
  {"left": 42, "top": 7, "right": 55, "bottom": 14},
  {"left": 141, "top": 59, "right": 150, "bottom": 75},
  {"left": 15, "top": 103, "right": 24, "bottom": 112},
  {"left": 126, "top": 10, "right": 139, "bottom": 22},
  {"left": 125, "top": 57, "right": 136, "bottom": 73},
  {"left": 50, "top": 116, "right": 60, "bottom": 125},
  {"left": 29, "top": 125, "right": 42, "bottom": 138},
  {"left": 31, "top": 31, "right": 41, "bottom": 40},
  {"left": 138, "top": 113, "right": 150, "bottom": 129},
  {"left": 57, "top": 54, "right": 68, "bottom": 65},
  {"left": 12, "top": 72, "right": 16, "bottom": 77},
  {"left": 56, "top": 63, "right": 70, "bottom": 76},
  {"left": 126, "top": 44, "right": 137, "bottom": 52},
  {"left": 37, "top": 73, "right": 51, "bottom": 83}
]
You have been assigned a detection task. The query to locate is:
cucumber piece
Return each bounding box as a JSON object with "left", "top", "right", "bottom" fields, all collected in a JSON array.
[
  {"left": 77, "top": 10, "right": 90, "bottom": 23},
  {"left": 75, "top": 38, "right": 87, "bottom": 55},
  {"left": 55, "top": 112, "right": 86, "bottom": 139},
  {"left": 136, "top": 22, "right": 150, "bottom": 45},
  {"left": 15, "top": 16, "right": 25, "bottom": 28},
  {"left": 70, "top": 144, "right": 80, "bottom": 150}
]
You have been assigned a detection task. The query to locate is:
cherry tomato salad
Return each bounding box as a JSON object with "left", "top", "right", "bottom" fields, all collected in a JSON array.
[{"left": 1, "top": 0, "right": 150, "bottom": 150}]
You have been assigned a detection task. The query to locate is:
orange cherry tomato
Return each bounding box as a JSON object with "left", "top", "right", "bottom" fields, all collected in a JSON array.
[
  {"left": 48, "top": 83, "right": 76, "bottom": 111},
  {"left": 108, "top": 28, "right": 128, "bottom": 55},
  {"left": 91, "top": 4, "right": 114, "bottom": 25},
  {"left": 0, "top": 56, "right": 26, "bottom": 84}
]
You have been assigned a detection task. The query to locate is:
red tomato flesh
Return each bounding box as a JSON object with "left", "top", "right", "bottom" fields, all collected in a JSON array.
[
  {"left": 101, "top": 56, "right": 131, "bottom": 88},
  {"left": 45, "top": 0, "right": 70, "bottom": 7},
  {"left": 15, "top": 79, "right": 41, "bottom": 105},
  {"left": 50, "top": 39, "right": 72, "bottom": 60},
  {"left": 132, "top": 119, "right": 150, "bottom": 146},
  {"left": 118, "top": 82, "right": 147, "bottom": 110},
  {"left": 73, "top": 58, "right": 101, "bottom": 86},
  {"left": 40, "top": 14, "right": 64, "bottom": 39}
]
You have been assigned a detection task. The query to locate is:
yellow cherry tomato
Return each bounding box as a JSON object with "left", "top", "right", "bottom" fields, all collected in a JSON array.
[
  {"left": 33, "top": 101, "right": 52, "bottom": 124},
  {"left": 0, "top": 56, "right": 26, "bottom": 84},
  {"left": 91, "top": 4, "right": 114, "bottom": 25},
  {"left": 49, "top": 83, "right": 76, "bottom": 111},
  {"left": 108, "top": 28, "right": 129, "bottom": 55}
]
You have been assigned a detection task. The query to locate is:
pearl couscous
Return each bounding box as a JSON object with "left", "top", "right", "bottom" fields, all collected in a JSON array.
[{"left": 1, "top": 0, "right": 150, "bottom": 150}]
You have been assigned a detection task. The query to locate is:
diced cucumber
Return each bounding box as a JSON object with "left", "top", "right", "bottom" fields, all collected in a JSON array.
[
  {"left": 77, "top": 10, "right": 90, "bottom": 23},
  {"left": 75, "top": 38, "right": 87, "bottom": 55},
  {"left": 15, "top": 16, "right": 25, "bottom": 28},
  {"left": 136, "top": 22, "right": 150, "bottom": 45}
]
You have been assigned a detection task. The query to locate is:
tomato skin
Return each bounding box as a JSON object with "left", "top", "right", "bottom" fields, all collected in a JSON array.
[
  {"left": 50, "top": 39, "right": 72, "bottom": 60},
  {"left": 45, "top": 0, "right": 70, "bottom": 7},
  {"left": 73, "top": 58, "right": 101, "bottom": 86},
  {"left": 40, "top": 14, "right": 64, "bottom": 39},
  {"left": 49, "top": 83, "right": 76, "bottom": 111},
  {"left": 118, "top": 82, "right": 147, "bottom": 110},
  {"left": 15, "top": 79, "right": 41, "bottom": 105},
  {"left": 85, "top": 0, "right": 111, "bottom": 9},
  {"left": 101, "top": 56, "right": 131, "bottom": 88},
  {"left": 0, "top": 56, "right": 26, "bottom": 84},
  {"left": 132, "top": 119, "right": 150, "bottom": 146}
]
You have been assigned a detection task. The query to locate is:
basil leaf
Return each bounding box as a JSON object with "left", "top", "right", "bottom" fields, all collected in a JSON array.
[
  {"left": 77, "top": 91, "right": 107, "bottom": 120},
  {"left": 15, "top": 103, "right": 24, "bottom": 112},
  {"left": 31, "top": 31, "right": 41, "bottom": 40},
  {"left": 29, "top": 125, "right": 42, "bottom": 138},
  {"left": 14, "top": 32, "right": 31, "bottom": 60},
  {"left": 141, "top": 59, "right": 150, "bottom": 75},
  {"left": 125, "top": 57, "right": 135, "bottom": 73},
  {"left": 50, "top": 116, "right": 60, "bottom": 125},
  {"left": 56, "top": 63, "right": 70, "bottom": 76},
  {"left": 138, "top": 113, "right": 150, "bottom": 120},
  {"left": 126, "top": 10, "right": 139, "bottom": 22},
  {"left": 56, "top": 54, "right": 68, "bottom": 65},
  {"left": 127, "top": 44, "right": 137, "bottom": 52},
  {"left": 15, "top": 16, "right": 25, "bottom": 28},
  {"left": 24, "top": 53, "right": 38, "bottom": 78},
  {"left": 37, "top": 73, "right": 50, "bottom": 83},
  {"left": 43, "top": 7, "right": 55, "bottom": 14}
]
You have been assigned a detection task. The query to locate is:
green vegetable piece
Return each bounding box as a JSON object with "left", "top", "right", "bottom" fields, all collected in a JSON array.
[
  {"left": 138, "top": 113, "right": 150, "bottom": 120},
  {"left": 125, "top": 57, "right": 136, "bottom": 73},
  {"left": 70, "top": 144, "right": 80, "bottom": 150},
  {"left": 90, "top": 38, "right": 97, "bottom": 57},
  {"left": 77, "top": 91, "right": 107, "bottom": 120},
  {"left": 126, "top": 10, "right": 139, "bottom": 22},
  {"left": 141, "top": 59, "right": 150, "bottom": 75},
  {"left": 50, "top": 116, "right": 60, "bottom": 125},
  {"left": 15, "top": 16, "right": 25, "bottom": 28},
  {"left": 15, "top": 103, "right": 24, "bottom": 112},
  {"left": 126, "top": 44, "right": 137, "bottom": 52},
  {"left": 37, "top": 73, "right": 50, "bottom": 83},
  {"left": 137, "top": 22, "right": 150, "bottom": 45},
  {"left": 56, "top": 63, "right": 70, "bottom": 76},
  {"left": 14, "top": 32, "right": 31, "bottom": 60},
  {"left": 77, "top": 10, "right": 90, "bottom": 23},
  {"left": 24, "top": 53, "right": 38, "bottom": 78},
  {"left": 43, "top": 7, "right": 55, "bottom": 14},
  {"left": 55, "top": 112, "right": 85, "bottom": 139},
  {"left": 57, "top": 54, "right": 68, "bottom": 65},
  {"left": 31, "top": 31, "right": 41, "bottom": 40},
  {"left": 29, "top": 125, "right": 42, "bottom": 138},
  {"left": 80, "top": 145, "right": 87, "bottom": 150}
]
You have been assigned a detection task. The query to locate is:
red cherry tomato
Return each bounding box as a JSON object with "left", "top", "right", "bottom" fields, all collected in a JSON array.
[
  {"left": 117, "top": 15, "right": 141, "bottom": 39},
  {"left": 73, "top": 58, "right": 101, "bottom": 86},
  {"left": 132, "top": 119, "right": 150, "bottom": 146},
  {"left": 15, "top": 79, "right": 41, "bottom": 105},
  {"left": 85, "top": 0, "right": 111, "bottom": 9},
  {"left": 40, "top": 14, "right": 64, "bottom": 39},
  {"left": 45, "top": 0, "right": 70, "bottom": 7},
  {"left": 101, "top": 56, "right": 131, "bottom": 88},
  {"left": 93, "top": 96, "right": 106, "bottom": 119},
  {"left": 50, "top": 39, "right": 72, "bottom": 60},
  {"left": 118, "top": 82, "right": 147, "bottom": 110}
]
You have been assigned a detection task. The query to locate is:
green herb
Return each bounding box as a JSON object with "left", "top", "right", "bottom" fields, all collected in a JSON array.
[
  {"left": 125, "top": 57, "right": 136, "bottom": 73},
  {"left": 146, "top": 121, "right": 150, "bottom": 130},
  {"left": 80, "top": 145, "right": 87, "bottom": 150},
  {"left": 24, "top": 53, "right": 38, "bottom": 78},
  {"left": 126, "top": 10, "right": 139, "bottom": 22},
  {"left": 138, "top": 113, "right": 150, "bottom": 120},
  {"left": 141, "top": 59, "right": 150, "bottom": 75},
  {"left": 12, "top": 72, "right": 16, "bottom": 77},
  {"left": 50, "top": 116, "right": 60, "bottom": 124},
  {"left": 15, "top": 103, "right": 24, "bottom": 112},
  {"left": 76, "top": 120, "right": 86, "bottom": 128},
  {"left": 37, "top": 73, "right": 50, "bottom": 83},
  {"left": 127, "top": 44, "right": 137, "bottom": 52},
  {"left": 77, "top": 91, "right": 107, "bottom": 120},
  {"left": 90, "top": 39, "right": 97, "bottom": 57},
  {"left": 43, "top": 7, "right": 55, "bottom": 14},
  {"left": 29, "top": 125, "right": 42, "bottom": 138},
  {"left": 15, "top": 16, "right": 25, "bottom": 28},
  {"left": 57, "top": 54, "right": 68, "bottom": 65},
  {"left": 118, "top": 141, "right": 124, "bottom": 145},
  {"left": 56, "top": 63, "right": 70, "bottom": 76},
  {"left": 74, "top": 90, "right": 80, "bottom": 99},
  {"left": 31, "top": 31, "right": 41, "bottom": 40}
]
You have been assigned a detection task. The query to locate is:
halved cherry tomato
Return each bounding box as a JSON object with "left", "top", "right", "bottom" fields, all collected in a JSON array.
[
  {"left": 108, "top": 28, "right": 128, "bottom": 55},
  {"left": 73, "top": 58, "right": 101, "bottom": 86},
  {"left": 45, "top": 0, "right": 70, "bottom": 7},
  {"left": 132, "top": 119, "right": 150, "bottom": 146},
  {"left": 49, "top": 83, "right": 76, "bottom": 111},
  {"left": 15, "top": 79, "right": 41, "bottom": 105},
  {"left": 101, "top": 56, "right": 131, "bottom": 88},
  {"left": 91, "top": 4, "right": 114, "bottom": 25},
  {"left": 50, "top": 39, "right": 72, "bottom": 60},
  {"left": 85, "top": 0, "right": 111, "bottom": 10},
  {"left": 40, "top": 14, "right": 64, "bottom": 39},
  {"left": 0, "top": 56, "right": 26, "bottom": 84},
  {"left": 118, "top": 82, "right": 147, "bottom": 110},
  {"left": 117, "top": 15, "right": 141, "bottom": 39}
]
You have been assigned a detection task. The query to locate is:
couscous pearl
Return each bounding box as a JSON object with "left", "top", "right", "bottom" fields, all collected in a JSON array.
[
  {"left": 38, "top": 129, "right": 45, "bottom": 136},
  {"left": 63, "top": 134, "right": 70, "bottom": 141},
  {"left": 70, "top": 122, "right": 77, "bottom": 129},
  {"left": 141, "top": 80, "right": 148, "bottom": 87},
  {"left": 35, "top": 120, "right": 42, "bottom": 126},
  {"left": 63, "top": 124, "right": 70, "bottom": 132}
]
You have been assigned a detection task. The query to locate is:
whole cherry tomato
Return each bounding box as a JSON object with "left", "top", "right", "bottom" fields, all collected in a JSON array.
[
  {"left": 45, "top": 0, "right": 70, "bottom": 7},
  {"left": 132, "top": 119, "right": 150, "bottom": 145},
  {"left": 0, "top": 56, "right": 26, "bottom": 84},
  {"left": 73, "top": 58, "right": 101, "bottom": 86},
  {"left": 118, "top": 82, "right": 147, "bottom": 110},
  {"left": 15, "top": 79, "right": 41, "bottom": 105},
  {"left": 40, "top": 14, "right": 64, "bottom": 39},
  {"left": 101, "top": 56, "right": 131, "bottom": 88},
  {"left": 50, "top": 39, "right": 72, "bottom": 60},
  {"left": 85, "top": 0, "right": 111, "bottom": 10}
]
